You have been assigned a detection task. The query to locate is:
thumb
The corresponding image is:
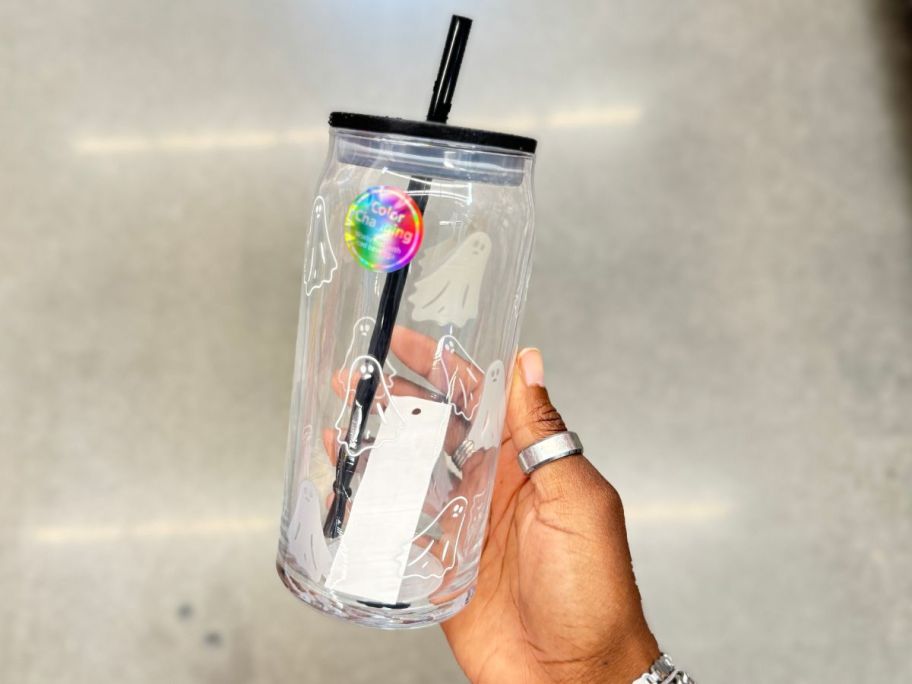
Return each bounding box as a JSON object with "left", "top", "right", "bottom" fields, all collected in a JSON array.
[
  {"left": 507, "top": 349, "right": 601, "bottom": 498},
  {"left": 507, "top": 348, "right": 567, "bottom": 450}
]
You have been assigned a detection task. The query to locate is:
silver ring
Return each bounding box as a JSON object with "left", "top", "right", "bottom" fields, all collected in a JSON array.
[
  {"left": 452, "top": 439, "right": 475, "bottom": 470},
  {"left": 517, "top": 431, "right": 584, "bottom": 475}
]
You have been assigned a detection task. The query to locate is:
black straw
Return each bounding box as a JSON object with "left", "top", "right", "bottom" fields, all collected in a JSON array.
[{"left": 324, "top": 15, "right": 473, "bottom": 538}]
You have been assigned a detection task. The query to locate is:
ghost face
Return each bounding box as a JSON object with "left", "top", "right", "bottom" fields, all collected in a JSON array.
[
  {"left": 354, "top": 317, "right": 371, "bottom": 337},
  {"left": 338, "top": 317, "right": 384, "bottom": 385},
  {"left": 487, "top": 362, "right": 503, "bottom": 386},
  {"left": 467, "top": 233, "right": 490, "bottom": 258}
]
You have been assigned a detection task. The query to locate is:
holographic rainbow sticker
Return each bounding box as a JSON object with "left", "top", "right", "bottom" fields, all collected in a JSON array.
[{"left": 344, "top": 186, "right": 424, "bottom": 273}]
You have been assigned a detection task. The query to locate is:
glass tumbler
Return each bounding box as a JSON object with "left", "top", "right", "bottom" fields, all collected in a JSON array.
[{"left": 277, "top": 113, "right": 537, "bottom": 628}]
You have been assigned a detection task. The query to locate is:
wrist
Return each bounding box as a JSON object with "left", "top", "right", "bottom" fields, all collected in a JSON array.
[{"left": 581, "top": 627, "right": 660, "bottom": 684}]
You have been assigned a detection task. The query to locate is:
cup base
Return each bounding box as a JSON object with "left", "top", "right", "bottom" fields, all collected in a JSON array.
[{"left": 276, "top": 557, "right": 475, "bottom": 629}]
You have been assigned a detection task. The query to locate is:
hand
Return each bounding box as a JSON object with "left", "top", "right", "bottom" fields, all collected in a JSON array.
[{"left": 442, "top": 348, "right": 660, "bottom": 684}]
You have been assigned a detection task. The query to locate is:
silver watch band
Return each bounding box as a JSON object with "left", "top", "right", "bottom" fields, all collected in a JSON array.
[{"left": 632, "top": 653, "right": 695, "bottom": 684}]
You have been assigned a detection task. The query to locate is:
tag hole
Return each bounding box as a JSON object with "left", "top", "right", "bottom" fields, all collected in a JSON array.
[{"left": 411, "top": 408, "right": 421, "bottom": 415}]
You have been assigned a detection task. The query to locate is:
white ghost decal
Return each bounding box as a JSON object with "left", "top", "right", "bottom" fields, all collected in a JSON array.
[
  {"left": 435, "top": 334, "right": 482, "bottom": 421},
  {"left": 337, "top": 316, "right": 395, "bottom": 387},
  {"left": 303, "top": 196, "right": 338, "bottom": 296},
  {"left": 286, "top": 480, "right": 332, "bottom": 579},
  {"left": 333, "top": 355, "right": 405, "bottom": 459},
  {"left": 458, "top": 492, "right": 490, "bottom": 562},
  {"left": 408, "top": 232, "right": 491, "bottom": 327},
  {"left": 403, "top": 496, "right": 468, "bottom": 581},
  {"left": 416, "top": 235, "right": 459, "bottom": 278},
  {"left": 465, "top": 360, "right": 507, "bottom": 452}
]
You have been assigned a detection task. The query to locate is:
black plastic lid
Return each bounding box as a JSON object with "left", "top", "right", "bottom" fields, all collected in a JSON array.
[{"left": 328, "top": 112, "right": 537, "bottom": 154}]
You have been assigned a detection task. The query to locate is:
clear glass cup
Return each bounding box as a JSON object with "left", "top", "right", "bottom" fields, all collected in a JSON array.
[{"left": 277, "top": 113, "right": 537, "bottom": 628}]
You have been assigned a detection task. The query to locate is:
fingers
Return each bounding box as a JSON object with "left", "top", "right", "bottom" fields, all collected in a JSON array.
[
  {"left": 332, "top": 326, "right": 485, "bottom": 421},
  {"left": 389, "top": 325, "right": 439, "bottom": 379},
  {"left": 330, "top": 364, "right": 468, "bottom": 454},
  {"left": 331, "top": 365, "right": 440, "bottom": 409},
  {"left": 390, "top": 326, "right": 484, "bottom": 402}
]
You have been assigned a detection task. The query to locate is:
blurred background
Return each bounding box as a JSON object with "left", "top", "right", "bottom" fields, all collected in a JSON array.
[{"left": 2, "top": 1, "right": 911, "bottom": 681}]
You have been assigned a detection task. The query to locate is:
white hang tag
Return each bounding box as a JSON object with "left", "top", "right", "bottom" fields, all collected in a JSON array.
[{"left": 326, "top": 396, "right": 451, "bottom": 604}]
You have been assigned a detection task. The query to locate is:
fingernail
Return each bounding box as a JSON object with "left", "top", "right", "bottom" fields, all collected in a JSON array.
[{"left": 519, "top": 348, "right": 545, "bottom": 387}]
